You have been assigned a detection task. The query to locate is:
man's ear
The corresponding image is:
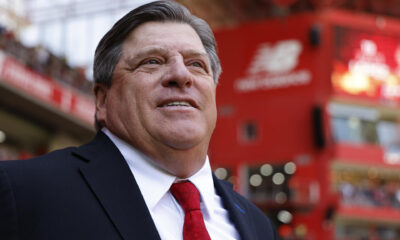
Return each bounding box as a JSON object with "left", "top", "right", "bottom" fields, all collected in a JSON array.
[{"left": 93, "top": 83, "right": 108, "bottom": 127}]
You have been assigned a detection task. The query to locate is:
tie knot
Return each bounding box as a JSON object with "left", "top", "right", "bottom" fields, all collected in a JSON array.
[{"left": 170, "top": 181, "right": 201, "bottom": 212}]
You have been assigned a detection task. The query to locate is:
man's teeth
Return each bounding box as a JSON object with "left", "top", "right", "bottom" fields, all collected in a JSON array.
[{"left": 165, "top": 101, "right": 191, "bottom": 107}]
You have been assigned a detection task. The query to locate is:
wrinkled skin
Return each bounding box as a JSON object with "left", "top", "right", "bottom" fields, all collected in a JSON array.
[{"left": 94, "top": 22, "right": 217, "bottom": 178}]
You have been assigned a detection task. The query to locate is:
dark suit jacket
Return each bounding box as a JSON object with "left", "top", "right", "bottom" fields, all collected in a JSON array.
[{"left": 0, "top": 132, "right": 278, "bottom": 240}]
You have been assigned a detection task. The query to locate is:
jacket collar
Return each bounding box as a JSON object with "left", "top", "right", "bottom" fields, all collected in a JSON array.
[
  {"left": 72, "top": 131, "right": 161, "bottom": 240},
  {"left": 213, "top": 175, "right": 256, "bottom": 240},
  {"left": 73, "top": 131, "right": 255, "bottom": 240}
]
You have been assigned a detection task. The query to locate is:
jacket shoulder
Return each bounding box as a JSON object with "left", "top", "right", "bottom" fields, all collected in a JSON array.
[
  {"left": 216, "top": 178, "right": 280, "bottom": 240},
  {"left": 0, "top": 147, "right": 84, "bottom": 198},
  {"left": 0, "top": 147, "right": 77, "bottom": 173},
  {"left": 219, "top": 180, "right": 269, "bottom": 219}
]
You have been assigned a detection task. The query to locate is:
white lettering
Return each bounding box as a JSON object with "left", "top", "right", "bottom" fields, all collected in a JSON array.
[
  {"left": 349, "top": 59, "right": 389, "bottom": 80},
  {"left": 382, "top": 85, "right": 400, "bottom": 98},
  {"left": 235, "top": 70, "right": 312, "bottom": 92},
  {"left": 2, "top": 60, "right": 52, "bottom": 99}
]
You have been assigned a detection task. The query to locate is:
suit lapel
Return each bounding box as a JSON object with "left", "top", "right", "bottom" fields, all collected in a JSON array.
[
  {"left": 213, "top": 175, "right": 256, "bottom": 240},
  {"left": 73, "top": 132, "right": 161, "bottom": 240}
]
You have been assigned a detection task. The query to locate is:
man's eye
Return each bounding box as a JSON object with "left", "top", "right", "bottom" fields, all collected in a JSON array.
[
  {"left": 190, "top": 61, "right": 203, "bottom": 68},
  {"left": 143, "top": 59, "right": 160, "bottom": 65}
]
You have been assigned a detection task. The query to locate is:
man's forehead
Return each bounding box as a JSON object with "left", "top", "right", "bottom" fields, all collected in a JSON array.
[
  {"left": 125, "top": 21, "right": 201, "bottom": 44},
  {"left": 129, "top": 46, "right": 207, "bottom": 57},
  {"left": 121, "top": 21, "right": 207, "bottom": 56}
]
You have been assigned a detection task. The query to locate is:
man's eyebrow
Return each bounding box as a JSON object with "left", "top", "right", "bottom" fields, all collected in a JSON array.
[
  {"left": 125, "top": 47, "right": 168, "bottom": 65},
  {"left": 124, "top": 47, "right": 209, "bottom": 66},
  {"left": 181, "top": 50, "right": 208, "bottom": 59}
]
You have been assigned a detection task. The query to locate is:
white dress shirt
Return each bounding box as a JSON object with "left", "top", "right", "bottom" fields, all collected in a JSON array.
[{"left": 102, "top": 128, "right": 240, "bottom": 240}]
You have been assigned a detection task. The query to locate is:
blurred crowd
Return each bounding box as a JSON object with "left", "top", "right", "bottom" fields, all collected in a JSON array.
[
  {"left": 0, "top": 25, "right": 92, "bottom": 95},
  {"left": 339, "top": 179, "right": 400, "bottom": 208},
  {"left": 338, "top": 224, "right": 400, "bottom": 240}
]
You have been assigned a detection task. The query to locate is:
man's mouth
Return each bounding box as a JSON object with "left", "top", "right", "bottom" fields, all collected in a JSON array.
[
  {"left": 163, "top": 101, "right": 192, "bottom": 107},
  {"left": 158, "top": 98, "right": 198, "bottom": 108}
]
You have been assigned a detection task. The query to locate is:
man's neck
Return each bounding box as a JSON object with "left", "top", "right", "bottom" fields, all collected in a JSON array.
[{"left": 102, "top": 128, "right": 209, "bottom": 178}]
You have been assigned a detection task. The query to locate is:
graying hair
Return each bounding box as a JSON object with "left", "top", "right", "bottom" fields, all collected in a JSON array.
[{"left": 93, "top": 0, "right": 221, "bottom": 87}]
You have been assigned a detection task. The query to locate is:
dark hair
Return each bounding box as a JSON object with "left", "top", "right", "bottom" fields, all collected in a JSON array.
[{"left": 93, "top": 0, "right": 221, "bottom": 87}]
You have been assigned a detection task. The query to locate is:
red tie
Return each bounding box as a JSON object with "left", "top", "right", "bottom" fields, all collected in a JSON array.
[{"left": 170, "top": 181, "right": 211, "bottom": 240}]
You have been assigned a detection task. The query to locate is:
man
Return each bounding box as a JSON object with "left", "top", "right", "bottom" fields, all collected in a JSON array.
[{"left": 0, "top": 1, "right": 279, "bottom": 239}]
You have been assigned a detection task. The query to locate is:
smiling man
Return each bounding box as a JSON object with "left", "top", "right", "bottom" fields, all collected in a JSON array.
[
  {"left": 0, "top": 1, "right": 278, "bottom": 240},
  {"left": 95, "top": 21, "right": 217, "bottom": 178}
]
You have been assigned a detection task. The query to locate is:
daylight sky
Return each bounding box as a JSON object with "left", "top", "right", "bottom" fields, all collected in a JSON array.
[{"left": 19, "top": 0, "right": 155, "bottom": 79}]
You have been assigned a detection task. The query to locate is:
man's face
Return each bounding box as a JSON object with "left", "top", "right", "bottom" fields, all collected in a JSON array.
[{"left": 95, "top": 21, "right": 217, "bottom": 167}]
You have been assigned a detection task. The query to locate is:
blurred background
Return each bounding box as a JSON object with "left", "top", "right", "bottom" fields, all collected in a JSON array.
[{"left": 1, "top": 0, "right": 400, "bottom": 239}]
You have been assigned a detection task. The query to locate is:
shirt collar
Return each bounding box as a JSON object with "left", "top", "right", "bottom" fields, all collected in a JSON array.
[
  {"left": 101, "top": 128, "right": 216, "bottom": 217},
  {"left": 187, "top": 157, "right": 216, "bottom": 219}
]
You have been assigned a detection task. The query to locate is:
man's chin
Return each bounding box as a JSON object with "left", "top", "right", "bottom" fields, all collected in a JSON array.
[
  {"left": 165, "top": 138, "right": 200, "bottom": 151},
  {"left": 160, "top": 133, "right": 207, "bottom": 151}
]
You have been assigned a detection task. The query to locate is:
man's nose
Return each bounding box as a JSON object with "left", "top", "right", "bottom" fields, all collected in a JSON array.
[{"left": 161, "top": 60, "right": 193, "bottom": 88}]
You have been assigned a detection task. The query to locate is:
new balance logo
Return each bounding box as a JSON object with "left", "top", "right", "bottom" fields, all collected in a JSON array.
[
  {"left": 248, "top": 40, "right": 302, "bottom": 74},
  {"left": 235, "top": 39, "right": 312, "bottom": 92}
]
